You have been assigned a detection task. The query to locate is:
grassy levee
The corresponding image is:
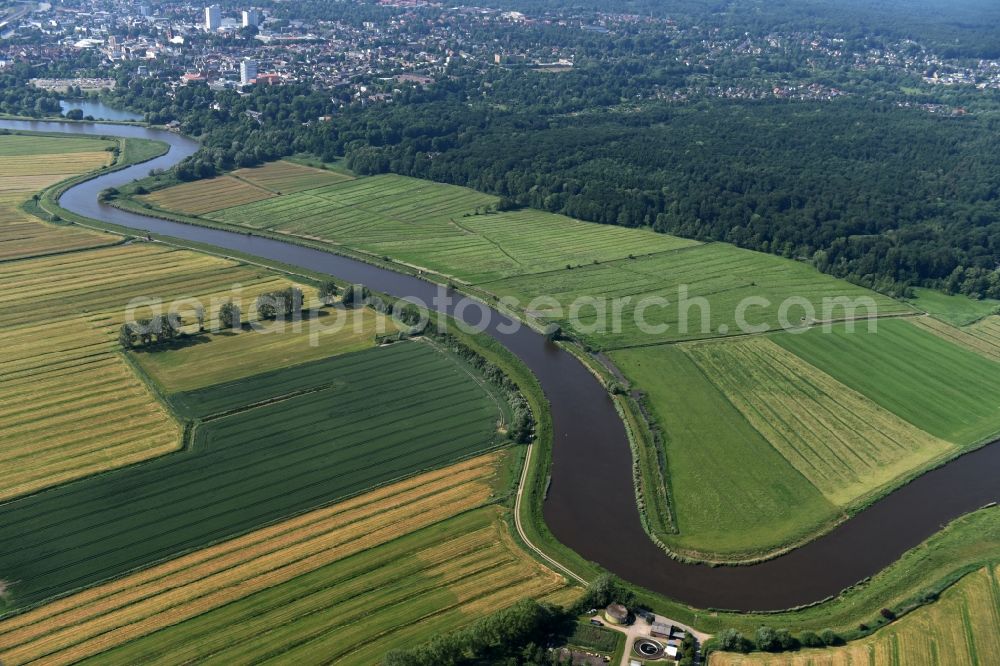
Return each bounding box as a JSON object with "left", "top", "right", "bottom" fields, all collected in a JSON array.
[
  {"left": 31, "top": 134, "right": 168, "bottom": 229},
  {"left": 441, "top": 323, "right": 602, "bottom": 585},
  {"left": 622, "top": 506, "right": 1000, "bottom": 637},
  {"left": 708, "top": 563, "right": 1000, "bottom": 665},
  {"left": 0, "top": 342, "right": 506, "bottom": 612}
]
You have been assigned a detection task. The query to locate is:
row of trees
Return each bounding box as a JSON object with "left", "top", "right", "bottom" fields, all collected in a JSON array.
[
  {"left": 383, "top": 575, "right": 636, "bottom": 666},
  {"left": 707, "top": 625, "right": 844, "bottom": 655},
  {"left": 118, "top": 314, "right": 184, "bottom": 349},
  {"left": 255, "top": 287, "right": 304, "bottom": 320}
]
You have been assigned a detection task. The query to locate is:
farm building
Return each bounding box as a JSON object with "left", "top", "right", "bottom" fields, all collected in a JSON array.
[
  {"left": 651, "top": 622, "right": 671, "bottom": 638},
  {"left": 604, "top": 603, "right": 629, "bottom": 625}
]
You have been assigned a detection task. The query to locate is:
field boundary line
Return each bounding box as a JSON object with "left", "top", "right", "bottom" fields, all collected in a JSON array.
[{"left": 513, "top": 442, "right": 587, "bottom": 586}]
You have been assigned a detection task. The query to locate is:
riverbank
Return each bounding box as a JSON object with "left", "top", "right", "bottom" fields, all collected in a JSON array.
[{"left": 7, "top": 120, "right": 1000, "bottom": 622}]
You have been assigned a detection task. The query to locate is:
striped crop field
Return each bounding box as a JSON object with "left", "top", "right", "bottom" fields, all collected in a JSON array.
[
  {"left": 686, "top": 337, "right": 954, "bottom": 507},
  {"left": 64, "top": 509, "right": 569, "bottom": 665},
  {"left": 0, "top": 136, "right": 113, "bottom": 181},
  {"left": 0, "top": 243, "right": 293, "bottom": 499},
  {"left": 231, "top": 159, "right": 354, "bottom": 193},
  {"left": 610, "top": 344, "right": 837, "bottom": 557},
  {"left": 205, "top": 173, "right": 496, "bottom": 250},
  {"left": 133, "top": 306, "right": 397, "bottom": 393},
  {"left": 775, "top": 318, "right": 1000, "bottom": 445},
  {"left": 0, "top": 194, "right": 116, "bottom": 260},
  {"left": 197, "top": 173, "right": 694, "bottom": 282},
  {"left": 367, "top": 209, "right": 699, "bottom": 282},
  {"left": 140, "top": 175, "right": 275, "bottom": 215},
  {"left": 0, "top": 134, "right": 117, "bottom": 157},
  {"left": 490, "top": 243, "right": 913, "bottom": 347},
  {"left": 911, "top": 315, "right": 1000, "bottom": 363},
  {"left": 0, "top": 454, "right": 570, "bottom": 665},
  {"left": 708, "top": 564, "right": 1000, "bottom": 666},
  {"left": 0, "top": 341, "right": 505, "bottom": 611},
  {"left": 0, "top": 133, "right": 118, "bottom": 260}
]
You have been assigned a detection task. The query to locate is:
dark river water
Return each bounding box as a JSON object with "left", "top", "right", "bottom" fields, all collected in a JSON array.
[
  {"left": 5, "top": 117, "right": 998, "bottom": 612},
  {"left": 58, "top": 100, "right": 144, "bottom": 122}
]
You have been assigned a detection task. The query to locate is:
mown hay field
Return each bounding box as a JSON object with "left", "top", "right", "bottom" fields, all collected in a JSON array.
[
  {"left": 205, "top": 173, "right": 495, "bottom": 249},
  {"left": 369, "top": 209, "right": 698, "bottom": 283},
  {"left": 0, "top": 454, "right": 569, "bottom": 666},
  {"left": 140, "top": 175, "right": 275, "bottom": 215},
  {"left": 775, "top": 318, "right": 1000, "bottom": 445},
  {"left": 231, "top": 159, "right": 354, "bottom": 193},
  {"left": 0, "top": 341, "right": 504, "bottom": 610},
  {"left": 201, "top": 174, "right": 695, "bottom": 282},
  {"left": 709, "top": 564, "right": 1000, "bottom": 666},
  {"left": 492, "top": 243, "right": 912, "bottom": 347},
  {"left": 906, "top": 287, "right": 1000, "bottom": 327},
  {"left": 912, "top": 315, "right": 1000, "bottom": 363},
  {"left": 71, "top": 509, "right": 569, "bottom": 665},
  {"left": 0, "top": 133, "right": 117, "bottom": 260},
  {"left": 686, "top": 337, "right": 954, "bottom": 507},
  {"left": 0, "top": 243, "right": 297, "bottom": 500},
  {"left": 133, "top": 306, "right": 398, "bottom": 392},
  {"left": 611, "top": 344, "right": 837, "bottom": 557},
  {"left": 0, "top": 134, "right": 116, "bottom": 157},
  {"left": 0, "top": 194, "right": 115, "bottom": 260}
]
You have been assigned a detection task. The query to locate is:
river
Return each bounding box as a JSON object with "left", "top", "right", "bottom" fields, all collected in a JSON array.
[
  {"left": 58, "top": 100, "right": 144, "bottom": 122},
  {"left": 3, "top": 117, "right": 997, "bottom": 612}
]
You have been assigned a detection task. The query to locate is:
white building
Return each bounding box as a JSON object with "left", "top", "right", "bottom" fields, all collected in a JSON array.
[
  {"left": 241, "top": 9, "right": 260, "bottom": 27},
  {"left": 204, "top": 4, "right": 220, "bottom": 31},
  {"left": 240, "top": 59, "right": 257, "bottom": 85}
]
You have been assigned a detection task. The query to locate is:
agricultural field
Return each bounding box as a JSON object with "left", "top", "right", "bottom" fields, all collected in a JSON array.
[
  {"left": 775, "top": 318, "right": 1000, "bottom": 445},
  {"left": 0, "top": 195, "right": 115, "bottom": 260},
  {"left": 912, "top": 315, "right": 1000, "bottom": 363},
  {"left": 686, "top": 338, "right": 953, "bottom": 507},
  {"left": 133, "top": 306, "right": 398, "bottom": 393},
  {"left": 906, "top": 287, "right": 1000, "bottom": 326},
  {"left": 140, "top": 175, "right": 275, "bottom": 215},
  {"left": 0, "top": 133, "right": 117, "bottom": 260},
  {"left": 231, "top": 159, "right": 354, "bottom": 193},
  {"left": 709, "top": 564, "right": 1000, "bottom": 666},
  {"left": 0, "top": 341, "right": 506, "bottom": 610},
  {"left": 0, "top": 243, "right": 294, "bottom": 500},
  {"left": 0, "top": 454, "right": 572, "bottom": 665},
  {"left": 367, "top": 209, "right": 698, "bottom": 283},
  {"left": 492, "top": 243, "right": 912, "bottom": 347},
  {"left": 187, "top": 172, "right": 693, "bottom": 282},
  {"left": 611, "top": 345, "right": 838, "bottom": 556}
]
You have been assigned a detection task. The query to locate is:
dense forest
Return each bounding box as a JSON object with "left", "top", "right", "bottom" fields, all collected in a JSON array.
[
  {"left": 9, "top": 0, "right": 1000, "bottom": 299},
  {"left": 100, "top": 71, "right": 1000, "bottom": 299}
]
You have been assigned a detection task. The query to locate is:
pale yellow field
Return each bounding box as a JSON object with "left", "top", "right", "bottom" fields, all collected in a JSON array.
[
  {"left": 912, "top": 315, "right": 1000, "bottom": 363},
  {"left": 709, "top": 565, "right": 1000, "bottom": 666},
  {"left": 0, "top": 243, "right": 303, "bottom": 498},
  {"left": 232, "top": 160, "right": 353, "bottom": 193},
  {"left": 141, "top": 175, "right": 275, "bottom": 215},
  {"left": 0, "top": 152, "right": 112, "bottom": 178},
  {"left": 0, "top": 133, "right": 117, "bottom": 260},
  {"left": 686, "top": 337, "right": 954, "bottom": 506},
  {"left": 133, "top": 306, "right": 400, "bottom": 392},
  {"left": 0, "top": 195, "right": 116, "bottom": 260},
  {"left": 0, "top": 453, "right": 551, "bottom": 666}
]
